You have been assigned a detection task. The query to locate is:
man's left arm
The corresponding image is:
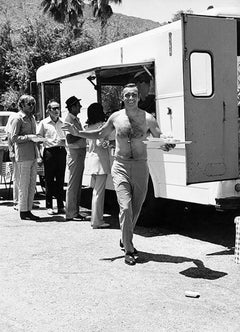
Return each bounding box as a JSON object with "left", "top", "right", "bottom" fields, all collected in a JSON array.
[
  {"left": 148, "top": 115, "right": 161, "bottom": 138},
  {"left": 148, "top": 115, "right": 175, "bottom": 151}
]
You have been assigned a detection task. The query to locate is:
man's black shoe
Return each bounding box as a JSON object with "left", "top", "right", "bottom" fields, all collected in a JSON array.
[
  {"left": 28, "top": 212, "right": 40, "bottom": 220},
  {"left": 120, "top": 239, "right": 138, "bottom": 255},
  {"left": 20, "top": 211, "right": 40, "bottom": 221},
  {"left": 125, "top": 252, "right": 136, "bottom": 265},
  {"left": 57, "top": 207, "right": 65, "bottom": 214},
  {"left": 65, "top": 214, "right": 86, "bottom": 221}
]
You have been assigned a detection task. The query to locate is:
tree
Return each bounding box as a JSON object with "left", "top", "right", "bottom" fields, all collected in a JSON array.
[
  {"left": 91, "top": 0, "right": 122, "bottom": 45},
  {"left": 0, "top": 21, "right": 14, "bottom": 94},
  {"left": 0, "top": 0, "right": 158, "bottom": 109},
  {"left": 0, "top": 15, "right": 95, "bottom": 109},
  {"left": 41, "top": 0, "right": 122, "bottom": 43},
  {"left": 171, "top": 9, "right": 193, "bottom": 22},
  {"left": 41, "top": 0, "right": 84, "bottom": 26},
  {"left": 91, "top": 0, "right": 122, "bottom": 27},
  {"left": 41, "top": 0, "right": 122, "bottom": 25},
  {"left": 41, "top": 0, "right": 85, "bottom": 37}
]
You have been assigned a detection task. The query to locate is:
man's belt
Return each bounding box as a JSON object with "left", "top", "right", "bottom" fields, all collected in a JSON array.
[{"left": 46, "top": 146, "right": 65, "bottom": 150}]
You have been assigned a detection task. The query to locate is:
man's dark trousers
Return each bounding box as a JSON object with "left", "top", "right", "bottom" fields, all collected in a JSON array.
[{"left": 43, "top": 146, "right": 66, "bottom": 209}]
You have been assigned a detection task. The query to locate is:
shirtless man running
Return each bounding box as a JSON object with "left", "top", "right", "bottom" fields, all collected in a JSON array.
[{"left": 62, "top": 83, "right": 174, "bottom": 265}]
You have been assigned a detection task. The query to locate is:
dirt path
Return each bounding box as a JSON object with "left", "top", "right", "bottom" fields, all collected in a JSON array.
[{"left": 0, "top": 193, "right": 240, "bottom": 332}]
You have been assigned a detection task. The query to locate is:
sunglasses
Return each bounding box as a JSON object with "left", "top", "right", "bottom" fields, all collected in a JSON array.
[
  {"left": 51, "top": 107, "right": 60, "bottom": 110},
  {"left": 27, "top": 102, "right": 35, "bottom": 106}
]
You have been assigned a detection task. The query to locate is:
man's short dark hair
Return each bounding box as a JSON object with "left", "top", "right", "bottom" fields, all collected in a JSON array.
[
  {"left": 123, "top": 83, "right": 138, "bottom": 89},
  {"left": 122, "top": 83, "right": 138, "bottom": 98}
]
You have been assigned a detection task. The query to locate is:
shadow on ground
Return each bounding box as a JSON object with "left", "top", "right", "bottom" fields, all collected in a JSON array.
[
  {"left": 100, "top": 251, "right": 227, "bottom": 280},
  {"left": 1, "top": 185, "right": 237, "bottom": 251},
  {"left": 68, "top": 187, "right": 238, "bottom": 250},
  {"left": 137, "top": 198, "right": 237, "bottom": 250}
]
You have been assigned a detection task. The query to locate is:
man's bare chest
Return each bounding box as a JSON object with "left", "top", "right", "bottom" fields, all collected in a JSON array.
[{"left": 116, "top": 116, "right": 146, "bottom": 139}]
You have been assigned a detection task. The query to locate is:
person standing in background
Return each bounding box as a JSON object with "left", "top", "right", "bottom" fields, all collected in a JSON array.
[
  {"left": 133, "top": 70, "right": 157, "bottom": 221},
  {"left": 5, "top": 112, "right": 19, "bottom": 210},
  {"left": 63, "top": 96, "right": 86, "bottom": 221},
  {"left": 85, "top": 103, "right": 110, "bottom": 229},
  {"left": 10, "top": 94, "right": 41, "bottom": 221},
  {"left": 37, "top": 100, "right": 66, "bottom": 215},
  {"left": 134, "top": 70, "right": 156, "bottom": 117}
]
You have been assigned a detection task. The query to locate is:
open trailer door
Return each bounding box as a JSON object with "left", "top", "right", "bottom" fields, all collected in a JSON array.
[{"left": 183, "top": 14, "right": 238, "bottom": 185}]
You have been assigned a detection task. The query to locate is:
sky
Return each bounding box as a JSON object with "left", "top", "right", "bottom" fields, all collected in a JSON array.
[{"left": 111, "top": 0, "right": 240, "bottom": 23}]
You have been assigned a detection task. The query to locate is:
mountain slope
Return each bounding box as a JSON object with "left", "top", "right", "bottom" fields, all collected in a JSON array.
[{"left": 0, "top": 0, "right": 160, "bottom": 40}]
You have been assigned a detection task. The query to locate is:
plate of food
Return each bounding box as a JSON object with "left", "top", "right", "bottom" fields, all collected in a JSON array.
[
  {"left": 30, "top": 136, "right": 48, "bottom": 143},
  {"left": 143, "top": 137, "right": 192, "bottom": 148}
]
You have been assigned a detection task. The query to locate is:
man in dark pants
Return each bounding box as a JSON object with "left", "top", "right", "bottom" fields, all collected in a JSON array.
[
  {"left": 63, "top": 96, "right": 86, "bottom": 221},
  {"left": 37, "top": 100, "right": 66, "bottom": 215}
]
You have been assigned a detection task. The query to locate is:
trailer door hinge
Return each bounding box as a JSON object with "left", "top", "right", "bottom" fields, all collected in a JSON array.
[{"left": 182, "top": 13, "right": 188, "bottom": 23}]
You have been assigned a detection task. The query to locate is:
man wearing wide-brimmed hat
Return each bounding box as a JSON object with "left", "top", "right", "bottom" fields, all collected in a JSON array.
[{"left": 63, "top": 96, "right": 86, "bottom": 221}]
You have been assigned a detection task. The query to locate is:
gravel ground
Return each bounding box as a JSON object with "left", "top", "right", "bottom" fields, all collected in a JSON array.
[{"left": 0, "top": 187, "right": 240, "bottom": 332}]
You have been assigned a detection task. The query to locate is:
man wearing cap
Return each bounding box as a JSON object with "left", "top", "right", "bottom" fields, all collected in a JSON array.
[{"left": 63, "top": 96, "right": 86, "bottom": 221}]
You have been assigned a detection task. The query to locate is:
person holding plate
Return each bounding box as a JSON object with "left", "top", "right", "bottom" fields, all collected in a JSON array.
[
  {"left": 10, "top": 94, "right": 41, "bottom": 221},
  {"left": 37, "top": 100, "right": 66, "bottom": 215},
  {"left": 62, "top": 84, "right": 175, "bottom": 265}
]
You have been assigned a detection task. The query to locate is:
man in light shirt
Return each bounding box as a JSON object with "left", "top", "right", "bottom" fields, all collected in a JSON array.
[
  {"left": 37, "top": 100, "right": 66, "bottom": 215},
  {"left": 10, "top": 94, "right": 40, "bottom": 221}
]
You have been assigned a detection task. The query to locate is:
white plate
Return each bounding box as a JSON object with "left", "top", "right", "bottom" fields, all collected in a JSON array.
[
  {"left": 31, "top": 136, "right": 48, "bottom": 143},
  {"left": 143, "top": 138, "right": 192, "bottom": 147}
]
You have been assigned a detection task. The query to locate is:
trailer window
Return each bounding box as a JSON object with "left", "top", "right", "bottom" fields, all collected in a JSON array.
[{"left": 190, "top": 52, "right": 213, "bottom": 97}]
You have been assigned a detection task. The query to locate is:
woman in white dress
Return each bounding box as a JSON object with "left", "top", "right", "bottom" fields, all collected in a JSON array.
[{"left": 85, "top": 103, "right": 111, "bottom": 229}]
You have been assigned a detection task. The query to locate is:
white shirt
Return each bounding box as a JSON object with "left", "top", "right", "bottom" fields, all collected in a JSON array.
[{"left": 37, "top": 116, "right": 65, "bottom": 149}]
